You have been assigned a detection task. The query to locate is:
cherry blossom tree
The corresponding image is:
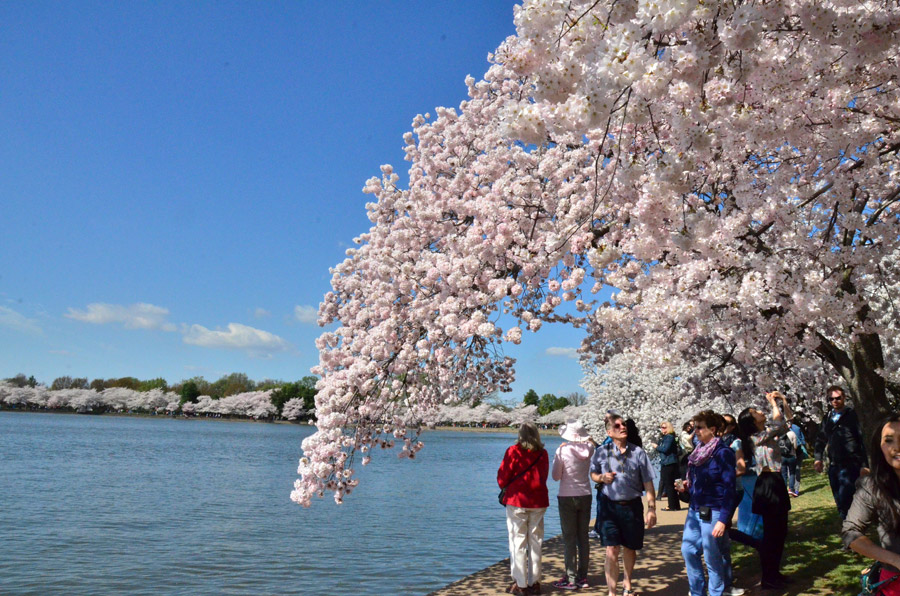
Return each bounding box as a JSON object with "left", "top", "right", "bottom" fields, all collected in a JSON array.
[
  {"left": 581, "top": 354, "right": 737, "bottom": 440},
  {"left": 294, "top": 0, "right": 900, "bottom": 506},
  {"left": 0, "top": 383, "right": 43, "bottom": 407},
  {"left": 282, "top": 398, "right": 308, "bottom": 421}
]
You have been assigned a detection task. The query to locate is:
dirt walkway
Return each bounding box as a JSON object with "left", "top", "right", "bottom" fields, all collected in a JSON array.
[
  {"left": 427, "top": 502, "right": 781, "bottom": 596},
  {"left": 427, "top": 501, "right": 692, "bottom": 596}
]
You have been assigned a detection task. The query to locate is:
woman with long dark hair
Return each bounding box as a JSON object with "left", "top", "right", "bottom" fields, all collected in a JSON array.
[
  {"left": 498, "top": 422, "right": 550, "bottom": 596},
  {"left": 737, "top": 391, "right": 793, "bottom": 590},
  {"left": 842, "top": 413, "right": 900, "bottom": 595},
  {"left": 625, "top": 418, "right": 643, "bottom": 448}
]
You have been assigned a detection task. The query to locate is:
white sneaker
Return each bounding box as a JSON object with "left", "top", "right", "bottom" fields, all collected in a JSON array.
[{"left": 724, "top": 587, "right": 746, "bottom": 596}]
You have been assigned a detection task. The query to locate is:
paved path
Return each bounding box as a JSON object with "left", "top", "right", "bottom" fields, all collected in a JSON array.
[{"left": 427, "top": 502, "right": 772, "bottom": 596}]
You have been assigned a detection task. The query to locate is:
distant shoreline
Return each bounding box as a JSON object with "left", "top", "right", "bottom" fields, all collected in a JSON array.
[
  {"left": 0, "top": 409, "right": 552, "bottom": 434},
  {"left": 0, "top": 407, "right": 310, "bottom": 426}
]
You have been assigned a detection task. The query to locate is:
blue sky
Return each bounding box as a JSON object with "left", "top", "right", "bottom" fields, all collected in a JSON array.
[{"left": 0, "top": 1, "right": 585, "bottom": 401}]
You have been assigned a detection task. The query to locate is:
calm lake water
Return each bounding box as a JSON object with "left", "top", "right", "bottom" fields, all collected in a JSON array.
[{"left": 0, "top": 411, "right": 565, "bottom": 595}]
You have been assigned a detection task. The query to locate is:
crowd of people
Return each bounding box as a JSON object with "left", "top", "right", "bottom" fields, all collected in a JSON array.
[{"left": 496, "top": 384, "right": 899, "bottom": 596}]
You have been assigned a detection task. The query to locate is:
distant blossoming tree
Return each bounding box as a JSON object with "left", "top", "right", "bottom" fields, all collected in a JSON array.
[
  {"left": 536, "top": 404, "right": 589, "bottom": 427},
  {"left": 582, "top": 349, "right": 835, "bottom": 442},
  {"left": 581, "top": 354, "right": 742, "bottom": 441},
  {"left": 282, "top": 398, "right": 308, "bottom": 421},
  {"left": 294, "top": 0, "right": 900, "bottom": 506}
]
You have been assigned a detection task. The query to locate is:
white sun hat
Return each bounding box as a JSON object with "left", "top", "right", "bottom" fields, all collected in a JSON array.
[{"left": 559, "top": 418, "right": 590, "bottom": 442}]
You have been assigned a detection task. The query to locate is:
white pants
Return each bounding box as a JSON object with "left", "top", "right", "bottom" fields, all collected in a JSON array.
[{"left": 506, "top": 505, "right": 547, "bottom": 587}]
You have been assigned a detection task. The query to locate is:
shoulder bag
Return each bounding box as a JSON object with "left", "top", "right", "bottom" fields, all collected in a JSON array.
[{"left": 860, "top": 561, "right": 899, "bottom": 596}]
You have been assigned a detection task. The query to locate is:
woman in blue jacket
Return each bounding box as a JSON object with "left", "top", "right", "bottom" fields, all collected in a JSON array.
[
  {"left": 677, "top": 411, "right": 737, "bottom": 596},
  {"left": 656, "top": 421, "right": 681, "bottom": 511}
]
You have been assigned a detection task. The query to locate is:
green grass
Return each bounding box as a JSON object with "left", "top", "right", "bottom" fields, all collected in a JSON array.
[{"left": 731, "top": 460, "right": 867, "bottom": 594}]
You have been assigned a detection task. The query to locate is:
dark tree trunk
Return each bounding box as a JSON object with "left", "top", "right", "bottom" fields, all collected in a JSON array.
[
  {"left": 845, "top": 333, "right": 892, "bottom": 448},
  {"left": 816, "top": 330, "right": 891, "bottom": 447}
]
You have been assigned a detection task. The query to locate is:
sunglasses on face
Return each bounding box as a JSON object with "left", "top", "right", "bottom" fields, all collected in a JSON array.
[{"left": 611, "top": 422, "right": 626, "bottom": 429}]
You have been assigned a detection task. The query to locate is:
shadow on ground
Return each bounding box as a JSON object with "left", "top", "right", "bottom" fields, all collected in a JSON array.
[{"left": 426, "top": 505, "right": 691, "bottom": 595}]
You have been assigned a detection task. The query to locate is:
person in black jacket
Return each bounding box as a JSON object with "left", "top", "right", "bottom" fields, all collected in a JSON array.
[{"left": 813, "top": 385, "right": 869, "bottom": 519}]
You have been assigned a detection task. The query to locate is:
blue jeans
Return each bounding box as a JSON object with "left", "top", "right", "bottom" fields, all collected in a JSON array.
[
  {"left": 828, "top": 464, "right": 862, "bottom": 519},
  {"left": 781, "top": 457, "right": 798, "bottom": 493},
  {"left": 682, "top": 508, "right": 729, "bottom": 596}
]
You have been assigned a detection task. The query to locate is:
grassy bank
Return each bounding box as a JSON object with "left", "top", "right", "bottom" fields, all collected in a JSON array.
[{"left": 731, "top": 460, "right": 865, "bottom": 594}]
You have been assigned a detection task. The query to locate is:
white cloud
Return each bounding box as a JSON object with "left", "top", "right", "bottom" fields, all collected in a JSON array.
[
  {"left": 253, "top": 308, "right": 271, "bottom": 319},
  {"left": 0, "top": 306, "right": 42, "bottom": 335},
  {"left": 294, "top": 305, "right": 318, "bottom": 324},
  {"left": 65, "top": 303, "right": 176, "bottom": 331},
  {"left": 183, "top": 322, "right": 291, "bottom": 357},
  {"left": 546, "top": 347, "right": 580, "bottom": 359}
]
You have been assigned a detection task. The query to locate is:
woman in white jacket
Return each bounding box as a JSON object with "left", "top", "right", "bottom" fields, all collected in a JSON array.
[{"left": 552, "top": 419, "right": 596, "bottom": 590}]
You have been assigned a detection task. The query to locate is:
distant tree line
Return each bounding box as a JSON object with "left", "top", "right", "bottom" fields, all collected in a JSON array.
[
  {"left": 521, "top": 389, "right": 585, "bottom": 416},
  {"left": 2, "top": 374, "right": 584, "bottom": 428},
  {"left": 2, "top": 372, "right": 319, "bottom": 421}
]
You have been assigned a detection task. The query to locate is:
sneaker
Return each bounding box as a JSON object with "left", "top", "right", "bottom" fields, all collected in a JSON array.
[
  {"left": 552, "top": 579, "right": 579, "bottom": 590},
  {"left": 588, "top": 529, "right": 600, "bottom": 539},
  {"left": 575, "top": 577, "right": 590, "bottom": 588},
  {"left": 724, "top": 587, "right": 746, "bottom": 596},
  {"left": 788, "top": 490, "right": 799, "bottom": 497}
]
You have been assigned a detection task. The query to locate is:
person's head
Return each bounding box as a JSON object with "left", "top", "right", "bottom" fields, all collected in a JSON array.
[
  {"left": 867, "top": 413, "right": 900, "bottom": 527},
  {"left": 682, "top": 420, "right": 694, "bottom": 433},
  {"left": 692, "top": 410, "right": 721, "bottom": 445},
  {"left": 722, "top": 414, "right": 737, "bottom": 435},
  {"left": 826, "top": 385, "right": 847, "bottom": 412},
  {"left": 659, "top": 421, "right": 674, "bottom": 435},
  {"left": 871, "top": 414, "right": 900, "bottom": 478},
  {"left": 743, "top": 405, "right": 767, "bottom": 432},
  {"left": 737, "top": 407, "right": 762, "bottom": 462},
  {"left": 625, "top": 418, "right": 643, "bottom": 447},
  {"left": 606, "top": 413, "right": 627, "bottom": 442},
  {"left": 517, "top": 421, "right": 544, "bottom": 451}
]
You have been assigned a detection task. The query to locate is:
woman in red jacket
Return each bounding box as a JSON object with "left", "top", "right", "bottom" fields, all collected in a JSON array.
[{"left": 498, "top": 422, "right": 550, "bottom": 595}]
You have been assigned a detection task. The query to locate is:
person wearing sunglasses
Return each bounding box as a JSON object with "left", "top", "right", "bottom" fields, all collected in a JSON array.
[
  {"left": 677, "top": 411, "right": 741, "bottom": 596},
  {"left": 813, "top": 385, "right": 869, "bottom": 519},
  {"left": 590, "top": 413, "right": 657, "bottom": 596},
  {"left": 654, "top": 421, "right": 682, "bottom": 512}
]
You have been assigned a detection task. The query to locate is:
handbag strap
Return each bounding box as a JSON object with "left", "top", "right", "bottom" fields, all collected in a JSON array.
[
  {"left": 502, "top": 450, "right": 543, "bottom": 489},
  {"left": 873, "top": 571, "right": 900, "bottom": 591}
]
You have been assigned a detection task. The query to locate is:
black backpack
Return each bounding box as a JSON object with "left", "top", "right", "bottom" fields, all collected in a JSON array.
[{"left": 778, "top": 434, "right": 795, "bottom": 459}]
